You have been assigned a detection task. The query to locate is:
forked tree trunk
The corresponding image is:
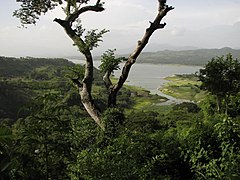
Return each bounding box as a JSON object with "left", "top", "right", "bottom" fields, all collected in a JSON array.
[{"left": 55, "top": 0, "right": 173, "bottom": 129}]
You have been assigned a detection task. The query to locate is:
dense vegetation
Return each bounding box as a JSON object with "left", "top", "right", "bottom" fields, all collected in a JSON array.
[
  {"left": 0, "top": 55, "right": 240, "bottom": 179},
  {"left": 13, "top": 0, "right": 174, "bottom": 129}
]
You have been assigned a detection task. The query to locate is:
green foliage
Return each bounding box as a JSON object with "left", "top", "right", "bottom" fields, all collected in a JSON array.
[
  {"left": 65, "top": 64, "right": 85, "bottom": 81},
  {"left": 14, "top": 0, "right": 63, "bottom": 25},
  {"left": 13, "top": 0, "right": 91, "bottom": 25},
  {"left": 11, "top": 92, "right": 73, "bottom": 179},
  {"left": 99, "top": 49, "right": 126, "bottom": 74},
  {"left": 227, "top": 93, "right": 240, "bottom": 117},
  {"left": 73, "top": 19, "right": 85, "bottom": 37},
  {"left": 84, "top": 29, "right": 109, "bottom": 51},
  {"left": 198, "top": 54, "right": 240, "bottom": 114},
  {"left": 199, "top": 94, "right": 217, "bottom": 117},
  {"left": 2, "top": 53, "right": 240, "bottom": 179},
  {"left": 69, "top": 130, "right": 183, "bottom": 179},
  {"left": 72, "top": 27, "right": 109, "bottom": 53},
  {"left": 0, "top": 57, "right": 74, "bottom": 121},
  {"left": 0, "top": 56, "right": 74, "bottom": 78},
  {"left": 0, "top": 125, "right": 12, "bottom": 179},
  {"left": 126, "top": 111, "right": 160, "bottom": 133},
  {"left": 0, "top": 80, "right": 32, "bottom": 120},
  {"left": 161, "top": 74, "right": 205, "bottom": 102},
  {"left": 185, "top": 116, "right": 240, "bottom": 179},
  {"left": 101, "top": 108, "right": 125, "bottom": 139},
  {"left": 199, "top": 54, "right": 240, "bottom": 97},
  {"left": 173, "top": 102, "right": 200, "bottom": 113}
]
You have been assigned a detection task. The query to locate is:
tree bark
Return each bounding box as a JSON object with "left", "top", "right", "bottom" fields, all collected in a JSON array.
[
  {"left": 107, "top": 1, "right": 174, "bottom": 107},
  {"left": 54, "top": 1, "right": 105, "bottom": 130},
  {"left": 54, "top": 0, "right": 173, "bottom": 129}
]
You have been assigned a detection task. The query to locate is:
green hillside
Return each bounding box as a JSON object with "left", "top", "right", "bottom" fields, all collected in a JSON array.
[
  {"left": 0, "top": 56, "right": 166, "bottom": 121},
  {"left": 137, "top": 47, "right": 240, "bottom": 65},
  {"left": 1, "top": 55, "right": 240, "bottom": 179}
]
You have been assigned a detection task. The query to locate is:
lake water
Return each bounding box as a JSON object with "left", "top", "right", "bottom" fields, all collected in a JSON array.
[{"left": 69, "top": 59, "right": 201, "bottom": 104}]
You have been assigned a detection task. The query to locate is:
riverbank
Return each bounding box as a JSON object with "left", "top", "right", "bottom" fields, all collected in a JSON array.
[{"left": 159, "top": 74, "right": 206, "bottom": 102}]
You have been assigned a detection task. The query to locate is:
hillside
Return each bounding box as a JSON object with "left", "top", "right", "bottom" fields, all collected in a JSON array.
[
  {"left": 0, "top": 56, "right": 166, "bottom": 121},
  {"left": 0, "top": 56, "right": 75, "bottom": 77},
  {"left": 137, "top": 47, "right": 240, "bottom": 66},
  {"left": 68, "top": 47, "right": 240, "bottom": 66},
  {"left": 1, "top": 56, "right": 240, "bottom": 179}
]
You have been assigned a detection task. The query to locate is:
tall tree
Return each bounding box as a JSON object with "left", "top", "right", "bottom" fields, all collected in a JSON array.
[
  {"left": 198, "top": 54, "right": 240, "bottom": 113},
  {"left": 14, "top": 0, "right": 174, "bottom": 129}
]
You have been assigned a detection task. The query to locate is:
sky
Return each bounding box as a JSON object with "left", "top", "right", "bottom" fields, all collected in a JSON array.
[{"left": 0, "top": 0, "right": 240, "bottom": 57}]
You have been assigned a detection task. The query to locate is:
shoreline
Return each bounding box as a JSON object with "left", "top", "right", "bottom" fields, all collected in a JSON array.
[{"left": 68, "top": 58, "right": 201, "bottom": 105}]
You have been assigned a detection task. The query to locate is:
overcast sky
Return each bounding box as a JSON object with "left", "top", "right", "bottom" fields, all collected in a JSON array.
[{"left": 0, "top": 0, "right": 240, "bottom": 57}]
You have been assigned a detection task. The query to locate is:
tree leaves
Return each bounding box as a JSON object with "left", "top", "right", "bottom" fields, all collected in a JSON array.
[
  {"left": 14, "top": 0, "right": 64, "bottom": 25},
  {"left": 198, "top": 54, "right": 240, "bottom": 113},
  {"left": 84, "top": 29, "right": 109, "bottom": 51},
  {"left": 99, "top": 49, "right": 126, "bottom": 75}
]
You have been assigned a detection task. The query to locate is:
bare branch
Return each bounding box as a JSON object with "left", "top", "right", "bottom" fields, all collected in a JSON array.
[
  {"left": 67, "top": 3, "right": 104, "bottom": 24},
  {"left": 108, "top": 0, "right": 174, "bottom": 107},
  {"left": 103, "top": 71, "right": 113, "bottom": 89}
]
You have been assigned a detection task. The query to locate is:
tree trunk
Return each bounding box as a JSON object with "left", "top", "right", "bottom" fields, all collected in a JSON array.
[
  {"left": 54, "top": 0, "right": 173, "bottom": 129},
  {"left": 108, "top": 91, "right": 117, "bottom": 108},
  {"left": 79, "top": 52, "right": 104, "bottom": 129},
  {"left": 54, "top": 6, "right": 105, "bottom": 129}
]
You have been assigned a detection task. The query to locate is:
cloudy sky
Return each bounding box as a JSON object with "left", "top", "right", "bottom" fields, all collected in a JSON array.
[{"left": 0, "top": 0, "right": 240, "bottom": 57}]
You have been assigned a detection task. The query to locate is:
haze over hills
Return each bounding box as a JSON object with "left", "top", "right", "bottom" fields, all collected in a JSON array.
[
  {"left": 68, "top": 47, "right": 240, "bottom": 66},
  {"left": 117, "top": 43, "right": 201, "bottom": 54},
  {"left": 136, "top": 47, "right": 240, "bottom": 66}
]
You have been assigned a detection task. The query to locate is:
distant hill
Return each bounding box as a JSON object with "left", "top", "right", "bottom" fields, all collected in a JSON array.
[
  {"left": 137, "top": 47, "right": 240, "bottom": 66},
  {"left": 117, "top": 43, "right": 200, "bottom": 54},
  {"left": 66, "top": 47, "right": 240, "bottom": 66},
  {"left": 0, "top": 56, "right": 74, "bottom": 77}
]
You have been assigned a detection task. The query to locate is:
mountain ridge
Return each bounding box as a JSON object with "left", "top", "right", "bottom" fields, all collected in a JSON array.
[
  {"left": 65, "top": 47, "right": 240, "bottom": 66},
  {"left": 136, "top": 47, "right": 240, "bottom": 66}
]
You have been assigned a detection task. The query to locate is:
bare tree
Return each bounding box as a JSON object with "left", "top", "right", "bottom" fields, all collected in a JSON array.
[{"left": 14, "top": 0, "right": 174, "bottom": 130}]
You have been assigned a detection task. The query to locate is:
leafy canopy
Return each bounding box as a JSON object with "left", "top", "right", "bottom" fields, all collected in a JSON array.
[
  {"left": 198, "top": 54, "right": 240, "bottom": 97},
  {"left": 99, "top": 49, "right": 127, "bottom": 75},
  {"left": 13, "top": 0, "right": 92, "bottom": 24}
]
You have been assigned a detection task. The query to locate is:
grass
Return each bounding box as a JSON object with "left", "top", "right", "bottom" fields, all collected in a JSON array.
[
  {"left": 125, "top": 94, "right": 172, "bottom": 115},
  {"left": 130, "top": 91, "right": 169, "bottom": 111},
  {"left": 160, "top": 74, "right": 206, "bottom": 102},
  {"left": 119, "top": 82, "right": 170, "bottom": 114}
]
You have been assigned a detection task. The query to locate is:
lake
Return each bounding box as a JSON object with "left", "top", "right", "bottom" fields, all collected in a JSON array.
[{"left": 69, "top": 59, "right": 201, "bottom": 104}]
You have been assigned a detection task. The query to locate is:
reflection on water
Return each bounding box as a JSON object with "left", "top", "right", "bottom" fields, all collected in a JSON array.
[{"left": 69, "top": 59, "right": 201, "bottom": 104}]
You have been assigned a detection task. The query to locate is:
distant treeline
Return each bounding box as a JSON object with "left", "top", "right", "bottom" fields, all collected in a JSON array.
[
  {"left": 0, "top": 56, "right": 74, "bottom": 77},
  {"left": 137, "top": 47, "right": 240, "bottom": 65}
]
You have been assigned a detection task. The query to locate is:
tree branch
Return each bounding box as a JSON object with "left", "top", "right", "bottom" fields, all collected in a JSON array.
[
  {"left": 103, "top": 71, "right": 113, "bottom": 89},
  {"left": 71, "top": 78, "right": 83, "bottom": 89},
  {"left": 54, "top": 2, "right": 105, "bottom": 129},
  {"left": 108, "top": 0, "right": 174, "bottom": 107},
  {"left": 66, "top": 2, "right": 104, "bottom": 24}
]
